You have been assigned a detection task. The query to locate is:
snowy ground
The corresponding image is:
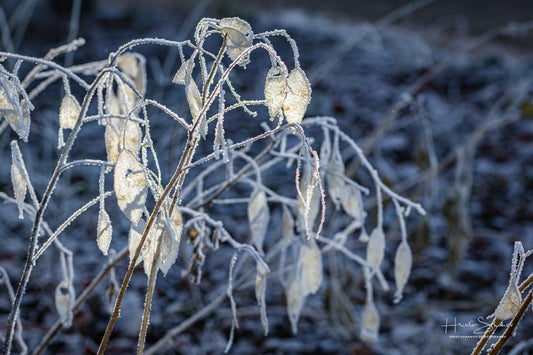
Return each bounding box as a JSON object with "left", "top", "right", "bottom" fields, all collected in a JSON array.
[{"left": 1, "top": 1, "right": 533, "bottom": 354}]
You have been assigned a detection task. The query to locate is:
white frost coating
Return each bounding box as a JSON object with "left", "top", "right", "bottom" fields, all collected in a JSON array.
[
  {"left": 114, "top": 149, "right": 147, "bottom": 225},
  {"left": 393, "top": 240, "right": 412, "bottom": 303},
  {"left": 360, "top": 298, "right": 380, "bottom": 342},
  {"left": 10, "top": 141, "right": 27, "bottom": 219},
  {"left": 96, "top": 207, "right": 113, "bottom": 255},
  {"left": 219, "top": 17, "right": 253, "bottom": 67},
  {"left": 247, "top": 187, "right": 270, "bottom": 254},
  {"left": 366, "top": 227, "right": 385, "bottom": 269},
  {"left": 299, "top": 237, "right": 323, "bottom": 295},
  {"left": 283, "top": 68, "right": 311, "bottom": 125},
  {"left": 264, "top": 66, "right": 286, "bottom": 120}
]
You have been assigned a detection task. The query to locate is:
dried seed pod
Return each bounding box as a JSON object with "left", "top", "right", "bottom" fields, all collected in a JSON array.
[
  {"left": 299, "top": 238, "right": 323, "bottom": 296},
  {"left": 282, "top": 68, "right": 311, "bottom": 125},
  {"left": 341, "top": 184, "right": 364, "bottom": 221},
  {"left": 55, "top": 280, "right": 74, "bottom": 328},
  {"left": 1, "top": 82, "right": 31, "bottom": 141},
  {"left": 282, "top": 205, "right": 294, "bottom": 247},
  {"left": 326, "top": 146, "right": 345, "bottom": 208},
  {"left": 114, "top": 149, "right": 147, "bottom": 225},
  {"left": 247, "top": 187, "right": 270, "bottom": 254},
  {"left": 393, "top": 240, "right": 412, "bottom": 303},
  {"left": 142, "top": 218, "right": 165, "bottom": 276},
  {"left": 366, "top": 227, "right": 385, "bottom": 269},
  {"left": 117, "top": 53, "right": 146, "bottom": 104},
  {"left": 159, "top": 209, "right": 184, "bottom": 275},
  {"left": 59, "top": 94, "right": 81, "bottom": 130},
  {"left": 185, "top": 78, "right": 206, "bottom": 138},
  {"left": 494, "top": 280, "right": 522, "bottom": 320},
  {"left": 10, "top": 141, "right": 27, "bottom": 219},
  {"left": 360, "top": 298, "right": 380, "bottom": 342},
  {"left": 286, "top": 278, "right": 305, "bottom": 334},
  {"left": 297, "top": 176, "right": 319, "bottom": 234},
  {"left": 105, "top": 118, "right": 142, "bottom": 169},
  {"left": 219, "top": 17, "right": 253, "bottom": 67},
  {"left": 128, "top": 217, "right": 147, "bottom": 265},
  {"left": 173, "top": 57, "right": 196, "bottom": 85},
  {"left": 255, "top": 262, "right": 269, "bottom": 335},
  {"left": 97, "top": 207, "right": 113, "bottom": 255},
  {"left": 264, "top": 66, "right": 286, "bottom": 120}
]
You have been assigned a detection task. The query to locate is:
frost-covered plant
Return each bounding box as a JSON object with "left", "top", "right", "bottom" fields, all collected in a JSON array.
[{"left": 0, "top": 17, "right": 424, "bottom": 354}]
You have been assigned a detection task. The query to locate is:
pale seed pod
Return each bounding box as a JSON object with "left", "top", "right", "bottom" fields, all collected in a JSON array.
[
  {"left": 494, "top": 281, "right": 522, "bottom": 320},
  {"left": 264, "top": 66, "right": 286, "bottom": 120},
  {"left": 55, "top": 280, "right": 74, "bottom": 328},
  {"left": 6, "top": 98, "right": 32, "bottom": 142},
  {"left": 158, "top": 209, "right": 184, "bottom": 275},
  {"left": 366, "top": 227, "right": 385, "bottom": 269},
  {"left": 393, "top": 240, "right": 412, "bottom": 303},
  {"left": 255, "top": 262, "right": 269, "bottom": 335},
  {"left": 117, "top": 53, "right": 146, "bottom": 107},
  {"left": 185, "top": 78, "right": 206, "bottom": 138},
  {"left": 282, "top": 205, "right": 294, "bottom": 247},
  {"left": 105, "top": 118, "right": 142, "bottom": 169},
  {"left": 59, "top": 94, "right": 81, "bottom": 130},
  {"left": 142, "top": 218, "right": 165, "bottom": 276},
  {"left": 360, "top": 298, "right": 380, "bottom": 342},
  {"left": 128, "top": 217, "right": 147, "bottom": 266},
  {"left": 286, "top": 278, "right": 305, "bottom": 334},
  {"left": 297, "top": 173, "right": 319, "bottom": 233},
  {"left": 341, "top": 184, "right": 364, "bottom": 221},
  {"left": 97, "top": 207, "right": 113, "bottom": 255},
  {"left": 247, "top": 187, "right": 270, "bottom": 254},
  {"left": 114, "top": 149, "right": 147, "bottom": 225},
  {"left": 326, "top": 146, "right": 345, "bottom": 208},
  {"left": 172, "top": 57, "right": 195, "bottom": 85},
  {"left": 299, "top": 237, "right": 323, "bottom": 296},
  {"left": 10, "top": 141, "right": 27, "bottom": 219},
  {"left": 219, "top": 17, "right": 253, "bottom": 67},
  {"left": 282, "top": 68, "right": 311, "bottom": 125}
]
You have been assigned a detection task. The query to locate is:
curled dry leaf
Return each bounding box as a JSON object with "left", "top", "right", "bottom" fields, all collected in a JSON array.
[
  {"left": 264, "top": 66, "right": 286, "bottom": 120},
  {"left": 59, "top": 94, "right": 81, "bottom": 130},
  {"left": 366, "top": 227, "right": 385, "bottom": 269},
  {"left": 283, "top": 68, "right": 311, "bottom": 125},
  {"left": 97, "top": 207, "right": 113, "bottom": 255},
  {"left": 393, "top": 240, "right": 412, "bottom": 303},
  {"left": 286, "top": 278, "right": 305, "bottom": 334},
  {"left": 247, "top": 187, "right": 270, "bottom": 254},
  {"left": 299, "top": 238, "right": 323, "bottom": 296},
  {"left": 114, "top": 149, "right": 147, "bottom": 225},
  {"left": 10, "top": 141, "right": 27, "bottom": 219},
  {"left": 219, "top": 17, "right": 253, "bottom": 67},
  {"left": 360, "top": 298, "right": 380, "bottom": 342}
]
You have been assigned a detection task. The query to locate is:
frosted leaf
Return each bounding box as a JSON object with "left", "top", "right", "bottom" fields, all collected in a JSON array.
[
  {"left": 393, "top": 240, "right": 412, "bottom": 303},
  {"left": 366, "top": 227, "right": 385, "bottom": 269},
  {"left": 299, "top": 238, "right": 323, "bottom": 296},
  {"left": 142, "top": 218, "right": 165, "bottom": 276},
  {"left": 282, "top": 205, "right": 294, "bottom": 247},
  {"left": 297, "top": 176, "right": 319, "bottom": 233},
  {"left": 494, "top": 281, "right": 522, "bottom": 320},
  {"left": 219, "top": 17, "right": 253, "bottom": 67},
  {"left": 282, "top": 68, "right": 311, "bottom": 125},
  {"left": 5, "top": 98, "right": 32, "bottom": 142},
  {"left": 185, "top": 78, "right": 206, "bottom": 138},
  {"left": 159, "top": 209, "right": 183, "bottom": 275},
  {"left": 264, "top": 66, "right": 286, "bottom": 120},
  {"left": 247, "top": 187, "right": 270, "bottom": 254},
  {"left": 341, "top": 184, "right": 364, "bottom": 221},
  {"left": 59, "top": 94, "right": 81, "bottom": 130},
  {"left": 286, "top": 278, "right": 305, "bottom": 334},
  {"left": 255, "top": 262, "right": 269, "bottom": 335},
  {"left": 360, "top": 299, "right": 380, "bottom": 342},
  {"left": 105, "top": 118, "right": 142, "bottom": 169},
  {"left": 55, "top": 280, "right": 74, "bottom": 328},
  {"left": 128, "top": 217, "right": 147, "bottom": 265},
  {"left": 114, "top": 149, "right": 147, "bottom": 225},
  {"left": 10, "top": 141, "right": 27, "bottom": 219},
  {"left": 97, "top": 207, "right": 113, "bottom": 255},
  {"left": 173, "top": 57, "right": 195, "bottom": 85},
  {"left": 326, "top": 147, "right": 345, "bottom": 208}
]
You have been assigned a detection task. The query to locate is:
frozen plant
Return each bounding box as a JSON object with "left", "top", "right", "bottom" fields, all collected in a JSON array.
[{"left": 0, "top": 17, "right": 424, "bottom": 354}]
